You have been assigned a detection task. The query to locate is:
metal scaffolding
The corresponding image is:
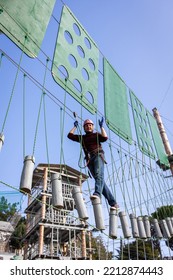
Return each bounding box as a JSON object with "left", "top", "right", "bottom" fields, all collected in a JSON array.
[{"left": 22, "top": 164, "right": 92, "bottom": 260}]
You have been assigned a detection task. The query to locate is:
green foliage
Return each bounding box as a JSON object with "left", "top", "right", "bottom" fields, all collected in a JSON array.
[
  {"left": 0, "top": 196, "right": 19, "bottom": 221},
  {"left": 86, "top": 233, "right": 113, "bottom": 260},
  {"left": 0, "top": 196, "right": 25, "bottom": 250},
  {"left": 10, "top": 217, "right": 26, "bottom": 249},
  {"left": 116, "top": 239, "right": 160, "bottom": 260},
  {"left": 151, "top": 205, "right": 173, "bottom": 220},
  {"left": 151, "top": 205, "right": 173, "bottom": 251}
]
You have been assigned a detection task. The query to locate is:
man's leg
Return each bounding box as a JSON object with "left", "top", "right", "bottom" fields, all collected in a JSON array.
[
  {"left": 102, "top": 183, "right": 117, "bottom": 207},
  {"left": 88, "top": 155, "right": 104, "bottom": 198}
]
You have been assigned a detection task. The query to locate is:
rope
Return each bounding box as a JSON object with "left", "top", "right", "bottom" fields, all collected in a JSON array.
[
  {"left": 32, "top": 58, "right": 49, "bottom": 157},
  {"left": 125, "top": 156, "right": 139, "bottom": 215},
  {"left": 22, "top": 73, "right": 26, "bottom": 158},
  {"left": 43, "top": 92, "right": 50, "bottom": 168},
  {"left": 32, "top": 93, "right": 43, "bottom": 157},
  {"left": 145, "top": 161, "right": 172, "bottom": 216},
  {"left": 1, "top": 36, "right": 27, "bottom": 133},
  {"left": 116, "top": 148, "right": 133, "bottom": 215},
  {"left": 129, "top": 157, "right": 143, "bottom": 214},
  {"left": 59, "top": 81, "right": 68, "bottom": 174},
  {"left": 107, "top": 129, "right": 117, "bottom": 200},
  {"left": 0, "top": 179, "right": 118, "bottom": 245}
]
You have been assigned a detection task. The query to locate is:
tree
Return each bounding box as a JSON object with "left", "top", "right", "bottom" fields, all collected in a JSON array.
[
  {"left": 0, "top": 196, "right": 26, "bottom": 250},
  {"left": 116, "top": 239, "right": 160, "bottom": 260},
  {"left": 151, "top": 205, "right": 173, "bottom": 251},
  {"left": 0, "top": 196, "right": 19, "bottom": 221},
  {"left": 10, "top": 217, "right": 26, "bottom": 250},
  {"left": 86, "top": 233, "right": 113, "bottom": 260},
  {"left": 151, "top": 205, "right": 173, "bottom": 220}
]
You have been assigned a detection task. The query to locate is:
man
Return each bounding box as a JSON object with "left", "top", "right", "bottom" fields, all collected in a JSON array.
[{"left": 67, "top": 117, "right": 119, "bottom": 211}]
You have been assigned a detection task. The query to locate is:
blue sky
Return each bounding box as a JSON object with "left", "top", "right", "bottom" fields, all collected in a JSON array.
[{"left": 0, "top": 0, "right": 173, "bottom": 256}]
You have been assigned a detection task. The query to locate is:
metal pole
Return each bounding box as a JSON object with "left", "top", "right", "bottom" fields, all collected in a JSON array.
[
  {"left": 78, "top": 175, "right": 87, "bottom": 258},
  {"left": 152, "top": 107, "right": 173, "bottom": 174},
  {"left": 81, "top": 230, "right": 87, "bottom": 259},
  {"left": 152, "top": 108, "right": 172, "bottom": 155},
  {"left": 88, "top": 231, "right": 92, "bottom": 260},
  {"left": 38, "top": 167, "right": 48, "bottom": 256}
]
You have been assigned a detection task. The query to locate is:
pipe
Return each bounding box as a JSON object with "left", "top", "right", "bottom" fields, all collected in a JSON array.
[
  {"left": 109, "top": 209, "right": 118, "bottom": 239},
  {"left": 91, "top": 196, "right": 105, "bottom": 231},
  {"left": 39, "top": 168, "right": 47, "bottom": 256},
  {"left": 152, "top": 108, "right": 172, "bottom": 155},
  {"left": 129, "top": 213, "right": 139, "bottom": 238},
  {"left": 119, "top": 211, "right": 131, "bottom": 238},
  {"left": 51, "top": 173, "right": 63, "bottom": 209},
  {"left": 137, "top": 216, "right": 147, "bottom": 239},
  {"left": 152, "top": 218, "right": 163, "bottom": 239},
  {"left": 20, "top": 155, "right": 35, "bottom": 194},
  {"left": 152, "top": 107, "right": 173, "bottom": 174}
]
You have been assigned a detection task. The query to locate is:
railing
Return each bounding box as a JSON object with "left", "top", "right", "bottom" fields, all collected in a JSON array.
[{"left": 26, "top": 209, "right": 42, "bottom": 234}]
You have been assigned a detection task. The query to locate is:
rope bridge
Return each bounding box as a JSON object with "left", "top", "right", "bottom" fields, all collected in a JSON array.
[{"left": 0, "top": 0, "right": 173, "bottom": 260}]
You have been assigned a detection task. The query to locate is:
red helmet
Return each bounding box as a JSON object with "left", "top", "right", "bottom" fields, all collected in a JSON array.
[{"left": 83, "top": 119, "right": 94, "bottom": 127}]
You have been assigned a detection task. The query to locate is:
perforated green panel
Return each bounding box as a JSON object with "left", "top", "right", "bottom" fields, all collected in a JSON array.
[
  {"left": 103, "top": 58, "right": 132, "bottom": 144},
  {"left": 52, "top": 5, "right": 99, "bottom": 114},
  {"left": 0, "top": 0, "right": 55, "bottom": 58},
  {"left": 130, "top": 90, "right": 155, "bottom": 158},
  {"left": 147, "top": 111, "right": 170, "bottom": 168}
]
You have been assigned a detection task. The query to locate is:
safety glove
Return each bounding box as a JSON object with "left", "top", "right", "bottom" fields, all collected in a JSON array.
[
  {"left": 98, "top": 117, "right": 104, "bottom": 128},
  {"left": 74, "top": 120, "right": 78, "bottom": 127}
]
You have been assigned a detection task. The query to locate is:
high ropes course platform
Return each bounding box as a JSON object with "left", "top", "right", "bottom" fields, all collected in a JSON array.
[{"left": 0, "top": 0, "right": 173, "bottom": 260}]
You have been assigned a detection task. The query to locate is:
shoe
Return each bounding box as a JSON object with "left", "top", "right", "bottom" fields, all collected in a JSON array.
[
  {"left": 90, "top": 194, "right": 99, "bottom": 200},
  {"left": 110, "top": 204, "right": 119, "bottom": 211}
]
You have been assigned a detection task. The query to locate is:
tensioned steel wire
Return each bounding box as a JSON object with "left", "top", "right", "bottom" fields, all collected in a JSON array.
[{"left": 1, "top": 1, "right": 173, "bottom": 259}]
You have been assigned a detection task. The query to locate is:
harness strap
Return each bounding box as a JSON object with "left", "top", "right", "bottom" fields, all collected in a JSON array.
[{"left": 85, "top": 150, "right": 107, "bottom": 165}]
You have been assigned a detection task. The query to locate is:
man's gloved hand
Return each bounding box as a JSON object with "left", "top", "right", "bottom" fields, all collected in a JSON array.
[
  {"left": 74, "top": 120, "right": 78, "bottom": 127},
  {"left": 98, "top": 117, "right": 104, "bottom": 128}
]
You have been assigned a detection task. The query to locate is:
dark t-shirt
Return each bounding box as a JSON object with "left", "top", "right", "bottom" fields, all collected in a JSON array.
[{"left": 67, "top": 132, "right": 108, "bottom": 155}]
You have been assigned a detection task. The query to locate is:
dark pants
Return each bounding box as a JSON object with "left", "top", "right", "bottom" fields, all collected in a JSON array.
[{"left": 88, "top": 153, "right": 116, "bottom": 206}]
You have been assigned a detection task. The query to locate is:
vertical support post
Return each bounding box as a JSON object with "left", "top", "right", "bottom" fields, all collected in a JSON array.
[
  {"left": 152, "top": 107, "right": 173, "bottom": 174},
  {"left": 88, "top": 231, "right": 92, "bottom": 260},
  {"left": 23, "top": 240, "right": 28, "bottom": 260},
  {"left": 81, "top": 230, "right": 86, "bottom": 259},
  {"left": 79, "top": 175, "right": 87, "bottom": 259},
  {"left": 152, "top": 108, "right": 172, "bottom": 155},
  {"left": 38, "top": 167, "right": 47, "bottom": 256},
  {"left": 50, "top": 230, "right": 54, "bottom": 256}
]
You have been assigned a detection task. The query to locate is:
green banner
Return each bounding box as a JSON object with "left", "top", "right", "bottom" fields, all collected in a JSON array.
[
  {"left": 130, "top": 90, "right": 155, "bottom": 158},
  {"left": 103, "top": 58, "right": 132, "bottom": 144},
  {"left": 0, "top": 0, "right": 55, "bottom": 58},
  {"left": 52, "top": 5, "right": 99, "bottom": 114}
]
